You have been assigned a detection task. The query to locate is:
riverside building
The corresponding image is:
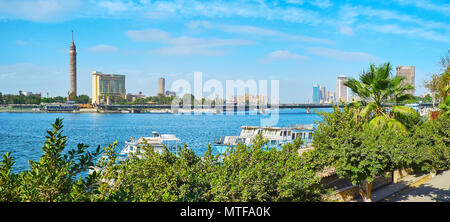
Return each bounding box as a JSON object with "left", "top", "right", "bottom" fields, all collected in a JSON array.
[
  {"left": 312, "top": 84, "right": 320, "bottom": 103},
  {"left": 337, "top": 75, "right": 348, "bottom": 102},
  {"left": 91, "top": 71, "right": 126, "bottom": 105},
  {"left": 396, "top": 66, "right": 415, "bottom": 95},
  {"left": 158, "top": 77, "right": 165, "bottom": 95}
]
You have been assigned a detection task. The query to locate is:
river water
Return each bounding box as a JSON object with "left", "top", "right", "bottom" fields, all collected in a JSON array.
[{"left": 0, "top": 108, "right": 330, "bottom": 173}]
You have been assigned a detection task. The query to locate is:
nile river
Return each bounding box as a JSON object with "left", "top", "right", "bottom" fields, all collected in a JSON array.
[{"left": 0, "top": 108, "right": 330, "bottom": 173}]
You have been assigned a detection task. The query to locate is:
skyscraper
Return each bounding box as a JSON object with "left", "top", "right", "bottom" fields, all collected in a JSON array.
[
  {"left": 158, "top": 77, "right": 165, "bottom": 95},
  {"left": 396, "top": 66, "right": 415, "bottom": 95},
  {"left": 337, "top": 75, "right": 348, "bottom": 102},
  {"left": 69, "top": 30, "right": 77, "bottom": 97},
  {"left": 312, "top": 84, "right": 320, "bottom": 103},
  {"left": 319, "top": 86, "right": 325, "bottom": 103}
]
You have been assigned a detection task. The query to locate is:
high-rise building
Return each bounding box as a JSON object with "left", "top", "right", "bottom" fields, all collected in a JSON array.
[
  {"left": 165, "top": 90, "right": 176, "bottom": 97},
  {"left": 236, "top": 94, "right": 269, "bottom": 105},
  {"left": 329, "top": 91, "right": 336, "bottom": 103},
  {"left": 158, "top": 77, "right": 165, "bottom": 95},
  {"left": 337, "top": 75, "right": 348, "bottom": 103},
  {"left": 91, "top": 71, "right": 126, "bottom": 104},
  {"left": 319, "top": 86, "right": 326, "bottom": 103},
  {"left": 396, "top": 66, "right": 415, "bottom": 95},
  {"left": 312, "top": 84, "right": 320, "bottom": 103},
  {"left": 69, "top": 30, "right": 77, "bottom": 97}
]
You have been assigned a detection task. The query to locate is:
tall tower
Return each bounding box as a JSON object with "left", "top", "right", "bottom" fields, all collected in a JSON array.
[
  {"left": 158, "top": 77, "right": 165, "bottom": 95},
  {"left": 70, "top": 30, "right": 77, "bottom": 97},
  {"left": 312, "top": 84, "right": 320, "bottom": 104}
]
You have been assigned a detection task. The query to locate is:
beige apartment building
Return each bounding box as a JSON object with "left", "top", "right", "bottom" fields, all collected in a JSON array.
[
  {"left": 396, "top": 66, "right": 415, "bottom": 96},
  {"left": 158, "top": 77, "right": 165, "bottom": 95},
  {"left": 91, "top": 71, "right": 126, "bottom": 105}
]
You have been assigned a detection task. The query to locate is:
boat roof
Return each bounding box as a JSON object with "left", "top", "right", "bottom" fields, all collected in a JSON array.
[
  {"left": 241, "top": 125, "right": 314, "bottom": 131},
  {"left": 126, "top": 134, "right": 180, "bottom": 145}
]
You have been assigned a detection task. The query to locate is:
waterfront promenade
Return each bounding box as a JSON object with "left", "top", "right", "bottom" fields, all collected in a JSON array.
[{"left": 384, "top": 170, "right": 450, "bottom": 202}]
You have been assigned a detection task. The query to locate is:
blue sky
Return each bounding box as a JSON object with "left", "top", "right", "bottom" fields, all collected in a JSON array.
[{"left": 0, "top": 0, "right": 449, "bottom": 103}]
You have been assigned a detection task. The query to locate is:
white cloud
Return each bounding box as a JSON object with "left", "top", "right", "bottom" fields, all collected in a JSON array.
[
  {"left": 126, "top": 29, "right": 171, "bottom": 42},
  {"left": 98, "top": 1, "right": 131, "bottom": 13},
  {"left": 310, "top": 0, "right": 333, "bottom": 8},
  {"left": 147, "top": 0, "right": 326, "bottom": 26},
  {"left": 282, "top": 0, "right": 332, "bottom": 8},
  {"left": 186, "top": 20, "right": 213, "bottom": 29},
  {"left": 339, "top": 26, "right": 354, "bottom": 36},
  {"left": 0, "top": 63, "right": 67, "bottom": 95},
  {"left": 337, "top": 4, "right": 450, "bottom": 42},
  {"left": 87, "top": 44, "right": 118, "bottom": 53},
  {"left": 307, "top": 47, "right": 381, "bottom": 62},
  {"left": 15, "top": 40, "right": 28, "bottom": 45},
  {"left": 285, "top": 0, "right": 305, "bottom": 4},
  {"left": 357, "top": 6, "right": 450, "bottom": 31},
  {"left": 266, "top": 50, "right": 308, "bottom": 61},
  {"left": 0, "top": 0, "right": 81, "bottom": 22},
  {"left": 395, "top": 0, "right": 450, "bottom": 15},
  {"left": 187, "top": 21, "right": 333, "bottom": 44},
  {"left": 363, "top": 24, "right": 450, "bottom": 42},
  {"left": 126, "top": 28, "right": 255, "bottom": 56}
]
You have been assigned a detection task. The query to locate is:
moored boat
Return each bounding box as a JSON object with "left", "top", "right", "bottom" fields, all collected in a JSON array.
[
  {"left": 119, "top": 131, "right": 182, "bottom": 160},
  {"left": 214, "top": 125, "right": 315, "bottom": 153}
]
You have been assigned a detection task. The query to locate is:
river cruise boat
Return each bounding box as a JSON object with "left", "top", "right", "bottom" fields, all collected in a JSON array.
[
  {"left": 119, "top": 131, "right": 182, "bottom": 161},
  {"left": 214, "top": 125, "right": 315, "bottom": 153},
  {"left": 89, "top": 131, "right": 182, "bottom": 175}
]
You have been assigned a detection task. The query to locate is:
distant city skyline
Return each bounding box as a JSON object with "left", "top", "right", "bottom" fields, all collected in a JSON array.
[{"left": 0, "top": 0, "right": 449, "bottom": 103}]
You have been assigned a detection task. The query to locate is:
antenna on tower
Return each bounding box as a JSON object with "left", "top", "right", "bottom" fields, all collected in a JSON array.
[{"left": 72, "top": 30, "right": 74, "bottom": 42}]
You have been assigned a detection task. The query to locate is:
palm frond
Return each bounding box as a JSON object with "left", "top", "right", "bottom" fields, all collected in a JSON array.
[{"left": 387, "top": 119, "right": 407, "bottom": 134}]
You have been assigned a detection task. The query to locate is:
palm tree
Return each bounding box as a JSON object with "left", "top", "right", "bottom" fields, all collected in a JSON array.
[
  {"left": 344, "top": 62, "right": 419, "bottom": 132},
  {"left": 344, "top": 62, "right": 394, "bottom": 117},
  {"left": 390, "top": 76, "right": 414, "bottom": 106}
]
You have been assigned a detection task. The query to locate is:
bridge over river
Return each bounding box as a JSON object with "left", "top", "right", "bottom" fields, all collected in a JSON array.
[{"left": 98, "top": 103, "right": 434, "bottom": 112}]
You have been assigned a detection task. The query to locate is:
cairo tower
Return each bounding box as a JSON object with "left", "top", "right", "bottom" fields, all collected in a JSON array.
[{"left": 69, "top": 30, "right": 77, "bottom": 97}]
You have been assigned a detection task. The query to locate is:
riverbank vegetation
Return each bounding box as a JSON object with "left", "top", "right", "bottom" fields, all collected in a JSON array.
[
  {"left": 0, "top": 92, "right": 90, "bottom": 105},
  {"left": 0, "top": 108, "right": 448, "bottom": 202}
]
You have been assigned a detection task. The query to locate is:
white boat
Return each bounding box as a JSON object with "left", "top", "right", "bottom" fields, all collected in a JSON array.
[
  {"left": 214, "top": 125, "right": 315, "bottom": 153},
  {"left": 119, "top": 131, "right": 182, "bottom": 160}
]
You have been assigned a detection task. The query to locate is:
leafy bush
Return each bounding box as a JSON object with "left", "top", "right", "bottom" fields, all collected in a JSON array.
[
  {"left": 412, "top": 115, "right": 450, "bottom": 174},
  {"left": 311, "top": 104, "right": 417, "bottom": 201},
  {"left": 0, "top": 118, "right": 102, "bottom": 201}
]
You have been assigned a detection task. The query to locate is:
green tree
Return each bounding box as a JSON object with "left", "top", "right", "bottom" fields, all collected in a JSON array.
[
  {"left": 412, "top": 115, "right": 450, "bottom": 176},
  {"left": 312, "top": 105, "right": 417, "bottom": 202},
  {"left": 425, "top": 50, "right": 450, "bottom": 105},
  {"left": 75, "top": 94, "right": 90, "bottom": 104},
  {"left": 0, "top": 118, "right": 102, "bottom": 201},
  {"left": 208, "top": 134, "right": 325, "bottom": 201}
]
